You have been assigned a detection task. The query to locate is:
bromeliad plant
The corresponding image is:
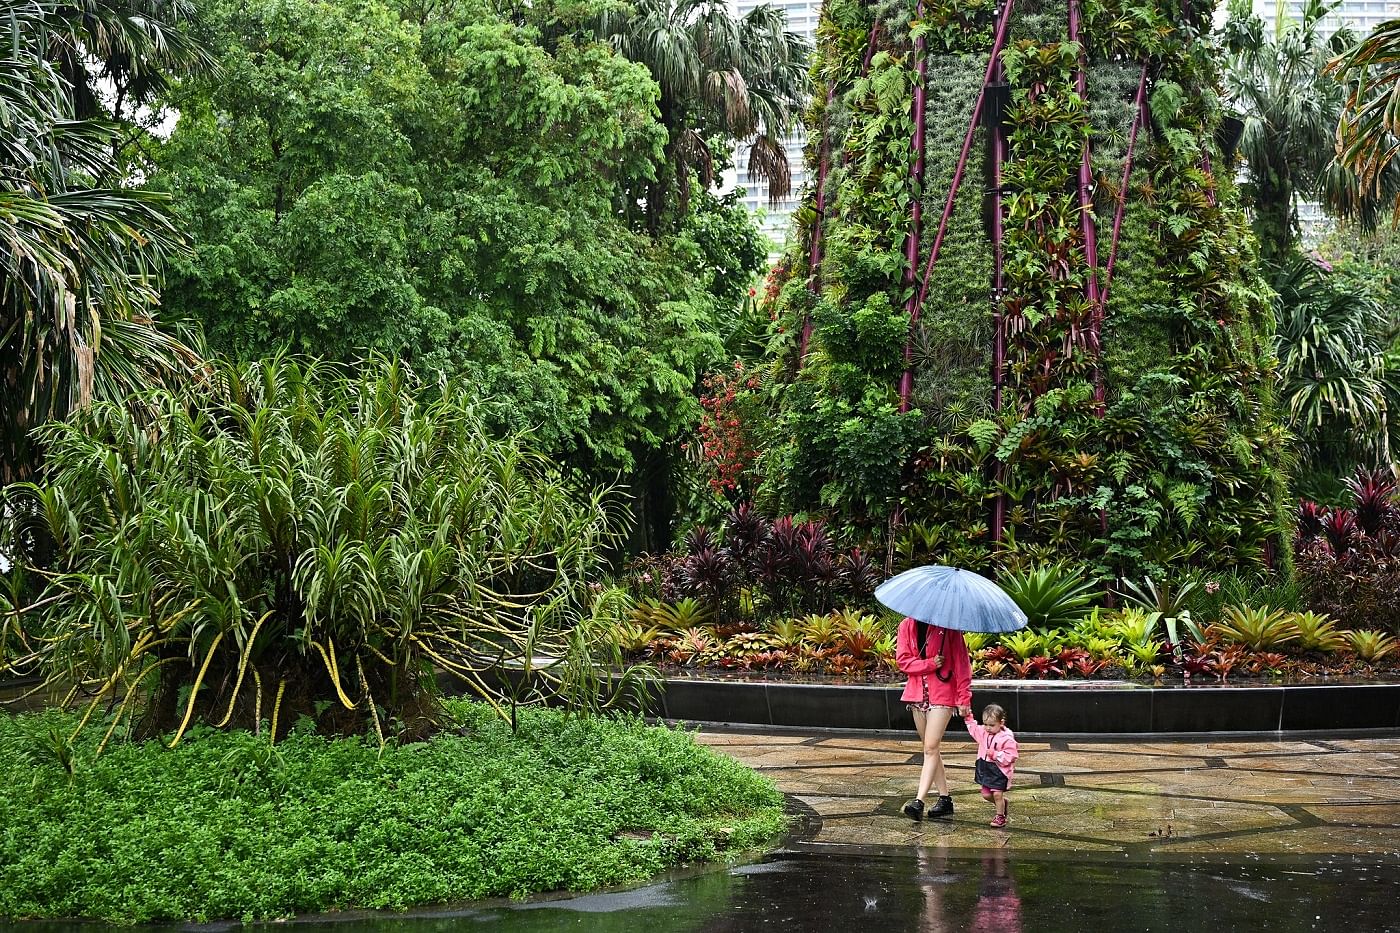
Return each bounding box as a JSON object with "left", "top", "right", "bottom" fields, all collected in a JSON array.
[
  {"left": 0, "top": 357, "right": 632, "bottom": 746},
  {"left": 997, "top": 562, "right": 1098, "bottom": 629}
]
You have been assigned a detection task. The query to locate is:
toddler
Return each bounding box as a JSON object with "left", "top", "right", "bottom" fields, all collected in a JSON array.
[{"left": 965, "top": 704, "right": 1018, "bottom": 828}]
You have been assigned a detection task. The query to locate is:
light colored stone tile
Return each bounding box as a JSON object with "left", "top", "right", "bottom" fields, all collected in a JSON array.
[{"left": 708, "top": 730, "right": 1400, "bottom": 858}]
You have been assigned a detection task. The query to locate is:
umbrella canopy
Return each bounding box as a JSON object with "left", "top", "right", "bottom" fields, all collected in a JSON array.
[{"left": 875, "top": 565, "right": 1028, "bottom": 634}]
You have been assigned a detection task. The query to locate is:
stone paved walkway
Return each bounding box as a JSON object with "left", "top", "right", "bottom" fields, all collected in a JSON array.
[{"left": 697, "top": 728, "right": 1400, "bottom": 862}]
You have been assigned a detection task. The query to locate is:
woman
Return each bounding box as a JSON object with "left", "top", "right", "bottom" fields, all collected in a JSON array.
[{"left": 896, "top": 615, "right": 972, "bottom": 821}]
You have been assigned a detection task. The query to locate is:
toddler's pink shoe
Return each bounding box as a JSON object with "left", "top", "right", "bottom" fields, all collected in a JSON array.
[
  {"left": 980, "top": 786, "right": 994, "bottom": 800},
  {"left": 990, "top": 813, "right": 1008, "bottom": 828}
]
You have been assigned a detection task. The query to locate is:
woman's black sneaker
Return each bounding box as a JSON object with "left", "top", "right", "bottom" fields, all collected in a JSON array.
[
  {"left": 927, "top": 795, "right": 955, "bottom": 819},
  {"left": 902, "top": 798, "right": 925, "bottom": 821}
]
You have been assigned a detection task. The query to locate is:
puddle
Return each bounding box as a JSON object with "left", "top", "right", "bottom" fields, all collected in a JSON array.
[{"left": 5, "top": 851, "right": 1396, "bottom": 932}]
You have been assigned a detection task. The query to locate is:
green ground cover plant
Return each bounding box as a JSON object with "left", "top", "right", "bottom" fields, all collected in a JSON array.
[{"left": 0, "top": 701, "right": 785, "bottom": 923}]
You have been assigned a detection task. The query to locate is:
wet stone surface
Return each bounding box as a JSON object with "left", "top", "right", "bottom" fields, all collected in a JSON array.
[{"left": 696, "top": 728, "right": 1400, "bottom": 861}]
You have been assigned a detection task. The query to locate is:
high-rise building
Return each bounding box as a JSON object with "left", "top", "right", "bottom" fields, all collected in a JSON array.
[
  {"left": 722, "top": 0, "right": 820, "bottom": 248},
  {"left": 1252, "top": 0, "right": 1399, "bottom": 38}
]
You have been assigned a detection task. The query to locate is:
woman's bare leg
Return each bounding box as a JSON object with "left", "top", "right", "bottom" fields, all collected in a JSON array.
[{"left": 914, "top": 706, "right": 955, "bottom": 801}]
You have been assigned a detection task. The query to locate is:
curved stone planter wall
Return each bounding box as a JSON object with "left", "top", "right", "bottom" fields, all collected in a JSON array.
[{"left": 650, "top": 678, "right": 1400, "bottom": 734}]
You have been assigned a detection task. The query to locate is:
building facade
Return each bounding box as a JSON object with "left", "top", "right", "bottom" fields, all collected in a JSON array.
[
  {"left": 1253, "top": 0, "right": 1399, "bottom": 37},
  {"left": 722, "top": 0, "right": 820, "bottom": 247}
]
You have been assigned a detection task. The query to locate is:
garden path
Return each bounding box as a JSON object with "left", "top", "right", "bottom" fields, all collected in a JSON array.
[{"left": 698, "top": 728, "right": 1400, "bottom": 861}]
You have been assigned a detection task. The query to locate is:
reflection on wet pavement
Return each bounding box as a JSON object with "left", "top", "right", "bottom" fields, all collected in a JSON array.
[{"left": 207, "top": 852, "right": 1400, "bottom": 932}]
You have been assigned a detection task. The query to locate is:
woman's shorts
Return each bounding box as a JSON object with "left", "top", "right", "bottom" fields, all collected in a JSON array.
[{"left": 906, "top": 701, "right": 958, "bottom": 714}]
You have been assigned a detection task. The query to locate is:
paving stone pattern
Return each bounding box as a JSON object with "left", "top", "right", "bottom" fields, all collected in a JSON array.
[{"left": 697, "top": 730, "right": 1400, "bottom": 861}]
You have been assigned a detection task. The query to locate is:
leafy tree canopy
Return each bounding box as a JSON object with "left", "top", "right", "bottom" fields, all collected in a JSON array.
[{"left": 155, "top": 0, "right": 765, "bottom": 473}]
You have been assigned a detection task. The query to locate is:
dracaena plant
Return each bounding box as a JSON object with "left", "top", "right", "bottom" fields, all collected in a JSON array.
[{"left": 0, "top": 356, "right": 630, "bottom": 747}]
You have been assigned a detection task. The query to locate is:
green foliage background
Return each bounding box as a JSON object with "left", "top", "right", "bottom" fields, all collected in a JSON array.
[
  {"left": 0, "top": 702, "right": 784, "bottom": 922},
  {"left": 754, "top": 0, "right": 1289, "bottom": 581},
  {"left": 155, "top": 0, "right": 765, "bottom": 475}
]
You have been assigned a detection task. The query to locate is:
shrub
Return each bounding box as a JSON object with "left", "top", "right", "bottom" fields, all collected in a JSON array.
[
  {"left": 1290, "top": 611, "right": 1345, "bottom": 653},
  {"left": 1, "top": 357, "right": 625, "bottom": 743},
  {"left": 664, "top": 504, "right": 879, "bottom": 623},
  {"left": 1185, "top": 571, "right": 1303, "bottom": 625},
  {"left": 1295, "top": 469, "right": 1400, "bottom": 634},
  {"left": 1109, "top": 608, "right": 1162, "bottom": 647},
  {"left": 999, "top": 630, "right": 1043, "bottom": 661},
  {"left": 1345, "top": 629, "right": 1397, "bottom": 663}
]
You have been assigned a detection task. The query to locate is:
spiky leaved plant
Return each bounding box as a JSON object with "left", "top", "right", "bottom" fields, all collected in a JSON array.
[{"left": 1, "top": 357, "right": 628, "bottom": 746}]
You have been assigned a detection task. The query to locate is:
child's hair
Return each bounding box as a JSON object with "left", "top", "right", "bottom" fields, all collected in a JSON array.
[{"left": 981, "top": 703, "right": 1007, "bottom": 724}]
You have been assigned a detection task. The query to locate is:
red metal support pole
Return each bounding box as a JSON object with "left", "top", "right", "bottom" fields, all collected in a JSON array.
[
  {"left": 899, "top": 1, "right": 929, "bottom": 392},
  {"left": 1069, "top": 0, "right": 1101, "bottom": 365},
  {"left": 898, "top": 0, "right": 1017, "bottom": 411},
  {"left": 991, "top": 52, "right": 1008, "bottom": 544},
  {"left": 1092, "top": 61, "right": 1149, "bottom": 410},
  {"left": 1098, "top": 63, "right": 1148, "bottom": 312}
]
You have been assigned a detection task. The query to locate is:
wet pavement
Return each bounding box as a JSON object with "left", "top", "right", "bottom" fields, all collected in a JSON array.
[
  {"left": 696, "top": 728, "right": 1400, "bottom": 862},
  {"left": 9, "top": 853, "right": 1396, "bottom": 933}
]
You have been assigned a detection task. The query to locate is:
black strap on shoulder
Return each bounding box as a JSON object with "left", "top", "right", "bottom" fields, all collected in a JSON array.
[
  {"left": 934, "top": 627, "right": 952, "bottom": 682},
  {"left": 916, "top": 623, "right": 954, "bottom": 683}
]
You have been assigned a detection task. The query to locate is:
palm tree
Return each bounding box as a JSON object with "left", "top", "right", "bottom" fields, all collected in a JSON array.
[
  {"left": 1271, "top": 256, "right": 1400, "bottom": 496},
  {"left": 595, "top": 0, "right": 810, "bottom": 235},
  {"left": 1, "top": 0, "right": 202, "bottom": 486},
  {"left": 1329, "top": 18, "right": 1400, "bottom": 221},
  {"left": 1222, "top": 0, "right": 1356, "bottom": 259}
]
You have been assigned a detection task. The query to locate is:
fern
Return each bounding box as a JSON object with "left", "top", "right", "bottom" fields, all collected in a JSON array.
[
  {"left": 1166, "top": 482, "right": 1204, "bottom": 529},
  {"left": 966, "top": 418, "right": 1000, "bottom": 451}
]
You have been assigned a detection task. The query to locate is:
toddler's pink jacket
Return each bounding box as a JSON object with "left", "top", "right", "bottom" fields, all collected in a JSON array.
[
  {"left": 895, "top": 618, "right": 972, "bottom": 707},
  {"left": 965, "top": 714, "right": 1019, "bottom": 787}
]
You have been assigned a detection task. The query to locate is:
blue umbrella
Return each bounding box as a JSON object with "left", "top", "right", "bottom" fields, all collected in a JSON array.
[{"left": 875, "top": 565, "right": 1028, "bottom": 634}]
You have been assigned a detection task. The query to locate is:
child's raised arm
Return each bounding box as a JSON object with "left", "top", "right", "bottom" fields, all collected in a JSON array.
[{"left": 963, "top": 713, "right": 985, "bottom": 741}]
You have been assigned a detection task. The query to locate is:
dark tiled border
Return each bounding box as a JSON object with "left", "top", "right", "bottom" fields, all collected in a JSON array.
[
  {"left": 767, "top": 684, "right": 891, "bottom": 729},
  {"left": 655, "top": 679, "right": 1400, "bottom": 735},
  {"left": 1279, "top": 684, "right": 1400, "bottom": 731}
]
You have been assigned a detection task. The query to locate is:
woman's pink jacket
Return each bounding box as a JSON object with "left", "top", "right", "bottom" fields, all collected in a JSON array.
[
  {"left": 895, "top": 617, "right": 972, "bottom": 707},
  {"left": 965, "top": 715, "right": 1019, "bottom": 786}
]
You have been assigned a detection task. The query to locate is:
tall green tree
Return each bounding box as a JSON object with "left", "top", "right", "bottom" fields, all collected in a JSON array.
[
  {"left": 156, "top": 0, "right": 764, "bottom": 478},
  {"left": 1, "top": 0, "right": 202, "bottom": 486},
  {"left": 594, "top": 0, "right": 810, "bottom": 234},
  {"left": 1222, "top": 0, "right": 1355, "bottom": 259}
]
